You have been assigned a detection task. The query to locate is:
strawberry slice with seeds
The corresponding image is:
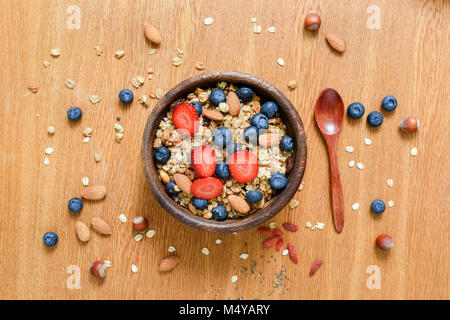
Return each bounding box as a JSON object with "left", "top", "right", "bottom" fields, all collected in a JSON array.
[
  {"left": 228, "top": 151, "right": 258, "bottom": 183},
  {"left": 172, "top": 103, "right": 200, "bottom": 136},
  {"left": 191, "top": 177, "right": 223, "bottom": 200},
  {"left": 191, "top": 146, "right": 216, "bottom": 178}
]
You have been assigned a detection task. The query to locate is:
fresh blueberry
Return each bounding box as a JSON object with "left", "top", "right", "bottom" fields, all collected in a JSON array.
[
  {"left": 68, "top": 197, "right": 83, "bottom": 213},
  {"left": 244, "top": 126, "right": 259, "bottom": 144},
  {"left": 67, "top": 107, "right": 82, "bottom": 121},
  {"left": 193, "top": 198, "right": 208, "bottom": 210},
  {"left": 269, "top": 173, "right": 287, "bottom": 191},
  {"left": 236, "top": 87, "right": 255, "bottom": 102},
  {"left": 119, "top": 89, "right": 134, "bottom": 104},
  {"left": 165, "top": 181, "right": 180, "bottom": 197},
  {"left": 215, "top": 162, "right": 230, "bottom": 179},
  {"left": 280, "top": 136, "right": 294, "bottom": 151},
  {"left": 189, "top": 101, "right": 203, "bottom": 116},
  {"left": 347, "top": 102, "right": 365, "bottom": 119},
  {"left": 246, "top": 190, "right": 263, "bottom": 203},
  {"left": 43, "top": 231, "right": 58, "bottom": 247},
  {"left": 226, "top": 142, "right": 241, "bottom": 155},
  {"left": 367, "top": 111, "right": 384, "bottom": 127},
  {"left": 371, "top": 199, "right": 386, "bottom": 214},
  {"left": 250, "top": 113, "right": 269, "bottom": 130},
  {"left": 209, "top": 89, "right": 226, "bottom": 106},
  {"left": 212, "top": 205, "right": 228, "bottom": 221},
  {"left": 154, "top": 146, "right": 171, "bottom": 164},
  {"left": 261, "top": 101, "right": 278, "bottom": 118},
  {"left": 213, "top": 127, "right": 233, "bottom": 148},
  {"left": 381, "top": 95, "right": 397, "bottom": 111}
]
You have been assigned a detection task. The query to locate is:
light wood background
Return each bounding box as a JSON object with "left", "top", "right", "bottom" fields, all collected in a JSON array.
[{"left": 0, "top": 0, "right": 448, "bottom": 300}]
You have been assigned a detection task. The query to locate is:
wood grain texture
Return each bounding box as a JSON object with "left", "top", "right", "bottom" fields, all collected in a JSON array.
[{"left": 0, "top": 0, "right": 448, "bottom": 300}]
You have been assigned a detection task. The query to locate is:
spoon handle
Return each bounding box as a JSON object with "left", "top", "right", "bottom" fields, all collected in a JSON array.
[{"left": 326, "top": 135, "right": 344, "bottom": 233}]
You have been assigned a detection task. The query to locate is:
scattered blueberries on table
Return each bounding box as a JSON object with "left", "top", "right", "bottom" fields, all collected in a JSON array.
[
  {"left": 154, "top": 146, "right": 171, "bottom": 164},
  {"left": 244, "top": 126, "right": 259, "bottom": 144},
  {"left": 347, "top": 102, "right": 365, "bottom": 119},
  {"left": 215, "top": 162, "right": 231, "bottom": 179},
  {"left": 119, "top": 89, "right": 134, "bottom": 104},
  {"left": 68, "top": 197, "right": 83, "bottom": 213},
  {"left": 367, "top": 111, "right": 384, "bottom": 127},
  {"left": 250, "top": 113, "right": 269, "bottom": 130},
  {"left": 280, "top": 136, "right": 294, "bottom": 152},
  {"left": 189, "top": 101, "right": 203, "bottom": 116},
  {"left": 209, "top": 89, "right": 226, "bottom": 106},
  {"left": 236, "top": 87, "right": 255, "bottom": 102},
  {"left": 213, "top": 127, "right": 233, "bottom": 148},
  {"left": 261, "top": 101, "right": 278, "bottom": 118},
  {"left": 381, "top": 95, "right": 397, "bottom": 111},
  {"left": 269, "top": 173, "right": 287, "bottom": 191},
  {"left": 246, "top": 190, "right": 263, "bottom": 203},
  {"left": 43, "top": 231, "right": 58, "bottom": 247},
  {"left": 371, "top": 199, "right": 386, "bottom": 214},
  {"left": 67, "top": 107, "right": 82, "bottom": 121},
  {"left": 165, "top": 181, "right": 180, "bottom": 197},
  {"left": 193, "top": 198, "right": 208, "bottom": 210},
  {"left": 212, "top": 205, "right": 228, "bottom": 221}
]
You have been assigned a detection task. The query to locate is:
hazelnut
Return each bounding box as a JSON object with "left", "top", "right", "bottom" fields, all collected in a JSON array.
[
  {"left": 305, "top": 12, "right": 321, "bottom": 31},
  {"left": 132, "top": 216, "right": 148, "bottom": 232},
  {"left": 399, "top": 116, "right": 419, "bottom": 133},
  {"left": 375, "top": 234, "right": 394, "bottom": 250},
  {"left": 90, "top": 261, "right": 107, "bottom": 278}
]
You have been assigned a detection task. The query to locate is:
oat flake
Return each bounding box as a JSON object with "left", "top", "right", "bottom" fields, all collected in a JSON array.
[
  {"left": 282, "top": 249, "right": 289, "bottom": 256},
  {"left": 231, "top": 275, "right": 238, "bottom": 283},
  {"left": 204, "top": 17, "right": 214, "bottom": 25},
  {"left": 289, "top": 199, "right": 299, "bottom": 208},
  {"left": 43, "top": 61, "right": 50, "bottom": 68},
  {"left": 387, "top": 179, "right": 394, "bottom": 188},
  {"left": 388, "top": 200, "right": 394, "bottom": 208},
  {"left": 118, "top": 213, "right": 127, "bottom": 223},
  {"left": 104, "top": 260, "right": 111, "bottom": 268},
  {"left": 356, "top": 162, "right": 364, "bottom": 170},
  {"left": 352, "top": 203, "right": 360, "bottom": 211},
  {"left": 149, "top": 49, "right": 158, "bottom": 55},
  {"left": 348, "top": 160, "right": 355, "bottom": 168},
  {"left": 215, "top": 239, "right": 222, "bottom": 244},
  {"left": 201, "top": 247, "right": 210, "bottom": 255},
  {"left": 277, "top": 58, "right": 285, "bottom": 66},
  {"left": 83, "top": 137, "right": 90, "bottom": 143},
  {"left": 250, "top": 17, "right": 257, "bottom": 23},
  {"left": 168, "top": 246, "right": 176, "bottom": 252},
  {"left": 134, "top": 234, "right": 143, "bottom": 242},
  {"left": 45, "top": 147, "right": 54, "bottom": 155},
  {"left": 82, "top": 177, "right": 89, "bottom": 186},
  {"left": 47, "top": 126, "right": 55, "bottom": 134},
  {"left": 131, "top": 264, "right": 138, "bottom": 273},
  {"left": 89, "top": 95, "right": 101, "bottom": 104},
  {"left": 268, "top": 26, "right": 276, "bottom": 33},
  {"left": 240, "top": 254, "right": 249, "bottom": 260},
  {"left": 269, "top": 222, "right": 276, "bottom": 229},
  {"left": 43, "top": 157, "right": 50, "bottom": 166},
  {"left": 94, "top": 153, "right": 101, "bottom": 162},
  {"left": 410, "top": 147, "right": 418, "bottom": 156},
  {"left": 253, "top": 25, "right": 262, "bottom": 34},
  {"left": 50, "top": 48, "right": 61, "bottom": 57},
  {"left": 114, "top": 50, "right": 125, "bottom": 59},
  {"left": 146, "top": 229, "right": 155, "bottom": 238},
  {"left": 364, "top": 138, "right": 372, "bottom": 145},
  {"left": 155, "top": 88, "right": 164, "bottom": 99},
  {"left": 64, "top": 79, "right": 76, "bottom": 89},
  {"left": 345, "top": 146, "right": 354, "bottom": 152}
]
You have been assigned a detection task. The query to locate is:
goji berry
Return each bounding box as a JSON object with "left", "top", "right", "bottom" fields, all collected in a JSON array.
[
  {"left": 275, "top": 238, "right": 284, "bottom": 251},
  {"left": 272, "top": 228, "right": 283, "bottom": 236},
  {"left": 282, "top": 222, "right": 299, "bottom": 232},
  {"left": 309, "top": 259, "right": 323, "bottom": 276},
  {"left": 262, "top": 235, "right": 281, "bottom": 248},
  {"left": 287, "top": 242, "right": 298, "bottom": 264},
  {"left": 257, "top": 227, "right": 272, "bottom": 235}
]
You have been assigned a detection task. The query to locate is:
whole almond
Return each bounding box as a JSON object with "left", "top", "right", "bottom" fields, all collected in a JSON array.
[
  {"left": 81, "top": 185, "right": 106, "bottom": 200},
  {"left": 326, "top": 33, "right": 346, "bottom": 53},
  {"left": 173, "top": 173, "right": 192, "bottom": 194},
  {"left": 258, "top": 133, "right": 281, "bottom": 148},
  {"left": 227, "top": 91, "right": 241, "bottom": 116},
  {"left": 202, "top": 109, "right": 224, "bottom": 121},
  {"left": 159, "top": 170, "right": 170, "bottom": 184},
  {"left": 91, "top": 217, "right": 112, "bottom": 235},
  {"left": 228, "top": 195, "right": 250, "bottom": 214},
  {"left": 75, "top": 221, "right": 90, "bottom": 242},
  {"left": 159, "top": 256, "right": 180, "bottom": 272},
  {"left": 144, "top": 23, "right": 162, "bottom": 44}
]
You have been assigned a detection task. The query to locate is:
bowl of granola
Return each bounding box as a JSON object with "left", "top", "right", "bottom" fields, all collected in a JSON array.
[{"left": 142, "top": 71, "right": 306, "bottom": 233}]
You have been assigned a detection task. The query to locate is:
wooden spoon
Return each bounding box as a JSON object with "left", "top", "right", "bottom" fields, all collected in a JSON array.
[{"left": 314, "top": 88, "right": 345, "bottom": 233}]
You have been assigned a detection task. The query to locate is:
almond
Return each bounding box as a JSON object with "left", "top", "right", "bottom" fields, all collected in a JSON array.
[
  {"left": 202, "top": 109, "right": 224, "bottom": 121},
  {"left": 173, "top": 173, "right": 192, "bottom": 194},
  {"left": 228, "top": 195, "right": 250, "bottom": 214},
  {"left": 227, "top": 91, "right": 240, "bottom": 116},
  {"left": 326, "top": 33, "right": 346, "bottom": 53},
  {"left": 144, "top": 23, "right": 162, "bottom": 44},
  {"left": 81, "top": 185, "right": 106, "bottom": 200},
  {"left": 159, "top": 256, "right": 180, "bottom": 272},
  {"left": 75, "top": 221, "right": 90, "bottom": 242},
  {"left": 258, "top": 133, "right": 281, "bottom": 148},
  {"left": 91, "top": 217, "right": 112, "bottom": 235}
]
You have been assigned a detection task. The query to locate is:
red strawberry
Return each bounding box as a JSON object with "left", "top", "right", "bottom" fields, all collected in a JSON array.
[
  {"left": 172, "top": 103, "right": 200, "bottom": 136},
  {"left": 228, "top": 151, "right": 258, "bottom": 183},
  {"left": 191, "top": 146, "right": 216, "bottom": 178},
  {"left": 191, "top": 177, "right": 223, "bottom": 200}
]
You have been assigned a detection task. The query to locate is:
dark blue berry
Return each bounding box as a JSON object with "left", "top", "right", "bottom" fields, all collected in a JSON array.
[
  {"left": 246, "top": 190, "right": 263, "bottom": 203},
  {"left": 119, "top": 89, "right": 134, "bottom": 104},
  {"left": 213, "top": 127, "right": 233, "bottom": 148},
  {"left": 165, "top": 181, "right": 180, "bottom": 197},
  {"left": 209, "top": 89, "right": 226, "bottom": 106},
  {"left": 381, "top": 95, "right": 397, "bottom": 111},
  {"left": 367, "top": 111, "right": 384, "bottom": 127},
  {"left": 68, "top": 197, "right": 83, "bottom": 213},
  {"left": 347, "top": 102, "right": 365, "bottom": 119},
  {"left": 250, "top": 113, "right": 269, "bottom": 130},
  {"left": 226, "top": 142, "right": 241, "bottom": 155},
  {"left": 67, "top": 107, "right": 82, "bottom": 121},
  {"left": 43, "top": 231, "right": 58, "bottom": 247},
  {"left": 269, "top": 173, "right": 287, "bottom": 191},
  {"left": 261, "top": 101, "right": 278, "bottom": 118},
  {"left": 244, "top": 126, "right": 259, "bottom": 145},
  {"left": 193, "top": 198, "right": 208, "bottom": 210},
  {"left": 371, "top": 199, "right": 386, "bottom": 214},
  {"left": 236, "top": 87, "right": 255, "bottom": 102},
  {"left": 215, "top": 162, "right": 230, "bottom": 179},
  {"left": 212, "top": 205, "right": 227, "bottom": 221},
  {"left": 154, "top": 146, "right": 171, "bottom": 164},
  {"left": 190, "top": 101, "right": 203, "bottom": 116},
  {"left": 280, "top": 136, "right": 294, "bottom": 151}
]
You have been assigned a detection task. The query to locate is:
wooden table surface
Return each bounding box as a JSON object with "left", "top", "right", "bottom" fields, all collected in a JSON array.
[{"left": 0, "top": 0, "right": 448, "bottom": 300}]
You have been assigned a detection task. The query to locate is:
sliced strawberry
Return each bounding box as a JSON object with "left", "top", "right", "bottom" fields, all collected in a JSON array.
[
  {"left": 172, "top": 103, "right": 199, "bottom": 136},
  {"left": 228, "top": 151, "right": 258, "bottom": 183},
  {"left": 191, "top": 177, "right": 223, "bottom": 200},
  {"left": 191, "top": 146, "right": 216, "bottom": 178}
]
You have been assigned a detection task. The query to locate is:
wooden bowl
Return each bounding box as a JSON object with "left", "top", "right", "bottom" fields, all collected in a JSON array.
[{"left": 142, "top": 71, "right": 307, "bottom": 233}]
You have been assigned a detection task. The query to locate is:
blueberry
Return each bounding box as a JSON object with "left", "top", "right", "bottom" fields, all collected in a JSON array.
[
  {"left": 67, "top": 107, "right": 82, "bottom": 121},
  {"left": 212, "top": 205, "right": 228, "bottom": 221},
  {"left": 250, "top": 113, "right": 269, "bottom": 130},
  {"left": 269, "top": 173, "right": 287, "bottom": 191},
  {"left": 261, "top": 101, "right": 278, "bottom": 118},
  {"left": 347, "top": 102, "right": 365, "bottom": 119},
  {"left": 367, "top": 111, "right": 384, "bottom": 127},
  {"left": 209, "top": 89, "right": 226, "bottom": 106},
  {"left": 193, "top": 198, "right": 208, "bottom": 210},
  {"left": 68, "top": 197, "right": 83, "bottom": 213},
  {"left": 246, "top": 190, "right": 263, "bottom": 203},
  {"left": 215, "top": 162, "right": 230, "bottom": 179},
  {"left": 154, "top": 146, "right": 171, "bottom": 164},
  {"left": 213, "top": 127, "right": 233, "bottom": 148},
  {"left": 226, "top": 142, "right": 241, "bottom": 155},
  {"left": 280, "top": 136, "right": 294, "bottom": 152},
  {"left": 165, "top": 181, "right": 180, "bottom": 197},
  {"left": 371, "top": 199, "right": 386, "bottom": 214},
  {"left": 381, "top": 95, "right": 397, "bottom": 111},
  {"left": 119, "top": 89, "right": 134, "bottom": 104},
  {"left": 236, "top": 87, "right": 255, "bottom": 102},
  {"left": 244, "top": 126, "right": 259, "bottom": 144},
  {"left": 190, "top": 101, "right": 203, "bottom": 116},
  {"left": 43, "top": 231, "right": 58, "bottom": 247}
]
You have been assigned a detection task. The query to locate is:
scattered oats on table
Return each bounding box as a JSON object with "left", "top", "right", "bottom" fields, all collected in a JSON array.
[
  {"left": 149, "top": 49, "right": 158, "bottom": 55},
  {"left": 204, "top": 17, "right": 214, "bottom": 25},
  {"left": 289, "top": 199, "right": 299, "bottom": 208},
  {"left": 94, "top": 46, "right": 103, "bottom": 56},
  {"left": 168, "top": 246, "right": 176, "bottom": 252},
  {"left": 43, "top": 157, "right": 50, "bottom": 166},
  {"left": 139, "top": 95, "right": 149, "bottom": 107},
  {"left": 239, "top": 254, "right": 249, "bottom": 260},
  {"left": 146, "top": 229, "right": 156, "bottom": 238},
  {"left": 45, "top": 147, "right": 54, "bottom": 155},
  {"left": 50, "top": 48, "right": 61, "bottom": 57},
  {"left": 115, "top": 132, "right": 123, "bottom": 143},
  {"left": 114, "top": 50, "right": 125, "bottom": 59},
  {"left": 277, "top": 58, "right": 285, "bottom": 66},
  {"left": 410, "top": 147, "right": 418, "bottom": 156},
  {"left": 287, "top": 80, "right": 297, "bottom": 90},
  {"left": 282, "top": 249, "right": 289, "bottom": 256},
  {"left": 364, "top": 138, "right": 372, "bottom": 145},
  {"left": 131, "top": 264, "right": 138, "bottom": 273},
  {"left": 231, "top": 275, "right": 238, "bottom": 283},
  {"left": 269, "top": 222, "right": 276, "bottom": 229},
  {"left": 134, "top": 234, "right": 143, "bottom": 242},
  {"left": 89, "top": 95, "right": 101, "bottom": 104},
  {"left": 356, "top": 162, "right": 364, "bottom": 170},
  {"left": 82, "top": 137, "right": 90, "bottom": 143},
  {"left": 215, "top": 238, "right": 222, "bottom": 244},
  {"left": 118, "top": 213, "right": 127, "bottom": 223},
  {"left": 387, "top": 179, "right": 394, "bottom": 187},
  {"left": 201, "top": 247, "right": 210, "bottom": 255},
  {"left": 253, "top": 25, "right": 262, "bottom": 34},
  {"left": 388, "top": 200, "right": 394, "bottom": 208},
  {"left": 82, "top": 176, "right": 89, "bottom": 186},
  {"left": 348, "top": 160, "right": 355, "bottom": 168},
  {"left": 94, "top": 153, "right": 101, "bottom": 162},
  {"left": 64, "top": 79, "right": 76, "bottom": 89},
  {"left": 345, "top": 146, "right": 354, "bottom": 152},
  {"left": 250, "top": 17, "right": 257, "bottom": 23},
  {"left": 155, "top": 88, "right": 164, "bottom": 99},
  {"left": 47, "top": 126, "right": 55, "bottom": 134},
  {"left": 352, "top": 203, "right": 360, "bottom": 211},
  {"left": 196, "top": 62, "right": 206, "bottom": 70},
  {"left": 172, "top": 56, "right": 182, "bottom": 66},
  {"left": 43, "top": 60, "right": 50, "bottom": 68},
  {"left": 268, "top": 26, "right": 276, "bottom": 33},
  {"left": 83, "top": 127, "right": 92, "bottom": 137}
]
